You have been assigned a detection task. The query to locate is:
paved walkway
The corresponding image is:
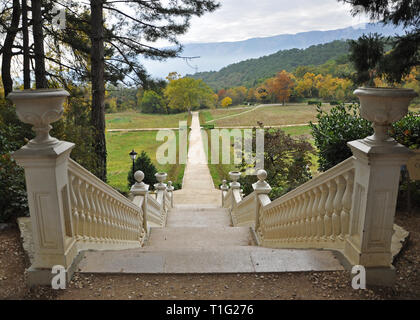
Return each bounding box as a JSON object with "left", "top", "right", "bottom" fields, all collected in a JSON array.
[{"left": 173, "top": 112, "right": 221, "bottom": 206}]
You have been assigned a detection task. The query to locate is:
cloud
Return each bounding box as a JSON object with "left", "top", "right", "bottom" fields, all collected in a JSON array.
[{"left": 167, "top": 0, "right": 371, "bottom": 45}]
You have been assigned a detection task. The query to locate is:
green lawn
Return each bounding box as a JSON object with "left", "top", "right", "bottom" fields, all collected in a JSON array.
[
  {"left": 106, "top": 111, "right": 192, "bottom": 130},
  {"left": 107, "top": 130, "right": 185, "bottom": 193},
  {"left": 212, "top": 104, "right": 332, "bottom": 127}
]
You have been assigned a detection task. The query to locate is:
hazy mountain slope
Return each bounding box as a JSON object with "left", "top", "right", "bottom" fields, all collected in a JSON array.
[
  {"left": 142, "top": 23, "right": 406, "bottom": 78},
  {"left": 190, "top": 40, "right": 350, "bottom": 90}
]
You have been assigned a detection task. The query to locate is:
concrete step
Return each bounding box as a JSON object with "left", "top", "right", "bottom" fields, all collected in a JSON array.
[
  {"left": 167, "top": 207, "right": 231, "bottom": 227},
  {"left": 145, "top": 226, "right": 253, "bottom": 249},
  {"left": 77, "top": 246, "right": 345, "bottom": 274}
]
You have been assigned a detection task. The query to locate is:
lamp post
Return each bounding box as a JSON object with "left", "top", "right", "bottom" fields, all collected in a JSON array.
[{"left": 129, "top": 149, "right": 137, "bottom": 180}]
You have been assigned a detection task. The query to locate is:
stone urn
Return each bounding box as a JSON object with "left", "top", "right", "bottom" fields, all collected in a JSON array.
[
  {"left": 229, "top": 171, "right": 241, "bottom": 189},
  {"left": 154, "top": 172, "right": 167, "bottom": 190},
  {"left": 354, "top": 87, "right": 418, "bottom": 145},
  {"left": 7, "top": 89, "right": 69, "bottom": 150}
]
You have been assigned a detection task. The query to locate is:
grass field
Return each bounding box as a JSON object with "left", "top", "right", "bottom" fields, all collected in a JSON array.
[
  {"left": 107, "top": 130, "right": 185, "bottom": 193},
  {"left": 106, "top": 111, "right": 191, "bottom": 130},
  {"left": 212, "top": 104, "right": 332, "bottom": 127}
]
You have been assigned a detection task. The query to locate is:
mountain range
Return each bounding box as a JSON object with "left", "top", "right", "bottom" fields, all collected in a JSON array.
[{"left": 142, "top": 23, "right": 407, "bottom": 78}]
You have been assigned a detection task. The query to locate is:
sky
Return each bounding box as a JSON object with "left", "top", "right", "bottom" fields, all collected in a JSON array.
[{"left": 155, "top": 0, "right": 371, "bottom": 46}]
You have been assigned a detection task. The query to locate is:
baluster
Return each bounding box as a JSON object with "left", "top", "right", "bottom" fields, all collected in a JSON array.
[
  {"left": 311, "top": 187, "right": 321, "bottom": 240},
  {"left": 86, "top": 185, "right": 95, "bottom": 241},
  {"left": 78, "top": 180, "right": 87, "bottom": 240},
  {"left": 98, "top": 191, "right": 106, "bottom": 242},
  {"left": 317, "top": 184, "right": 328, "bottom": 240},
  {"left": 306, "top": 191, "right": 315, "bottom": 241},
  {"left": 109, "top": 198, "right": 117, "bottom": 242},
  {"left": 92, "top": 189, "right": 101, "bottom": 241},
  {"left": 289, "top": 198, "right": 297, "bottom": 242},
  {"left": 69, "top": 175, "right": 80, "bottom": 240},
  {"left": 324, "top": 180, "right": 337, "bottom": 239},
  {"left": 340, "top": 170, "right": 354, "bottom": 240},
  {"left": 299, "top": 194, "right": 308, "bottom": 241},
  {"left": 280, "top": 203, "right": 286, "bottom": 241},
  {"left": 332, "top": 175, "right": 346, "bottom": 241},
  {"left": 104, "top": 195, "right": 112, "bottom": 242}
]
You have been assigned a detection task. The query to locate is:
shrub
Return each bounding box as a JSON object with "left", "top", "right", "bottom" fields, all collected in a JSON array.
[
  {"left": 309, "top": 103, "right": 372, "bottom": 171},
  {"left": 238, "top": 128, "right": 315, "bottom": 199},
  {"left": 311, "top": 103, "right": 420, "bottom": 210},
  {"left": 140, "top": 90, "right": 167, "bottom": 114},
  {"left": 127, "top": 151, "right": 158, "bottom": 190},
  {"left": 0, "top": 102, "right": 30, "bottom": 222},
  {"left": 308, "top": 100, "right": 322, "bottom": 105},
  {"left": 201, "top": 124, "right": 214, "bottom": 130},
  {"left": 329, "top": 100, "right": 341, "bottom": 105}
]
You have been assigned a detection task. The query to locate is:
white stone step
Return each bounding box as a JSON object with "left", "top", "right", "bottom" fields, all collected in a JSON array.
[
  {"left": 166, "top": 208, "right": 232, "bottom": 227},
  {"left": 145, "top": 226, "right": 253, "bottom": 249},
  {"left": 77, "top": 246, "right": 345, "bottom": 274}
]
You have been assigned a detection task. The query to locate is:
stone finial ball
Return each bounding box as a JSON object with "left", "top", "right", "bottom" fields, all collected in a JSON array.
[
  {"left": 257, "top": 169, "right": 267, "bottom": 181},
  {"left": 168, "top": 181, "right": 172, "bottom": 186},
  {"left": 222, "top": 179, "right": 227, "bottom": 185},
  {"left": 134, "top": 170, "right": 144, "bottom": 183}
]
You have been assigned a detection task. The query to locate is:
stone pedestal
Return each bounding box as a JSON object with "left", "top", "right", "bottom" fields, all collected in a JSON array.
[
  {"left": 12, "top": 142, "right": 79, "bottom": 285},
  {"left": 344, "top": 139, "right": 412, "bottom": 285}
]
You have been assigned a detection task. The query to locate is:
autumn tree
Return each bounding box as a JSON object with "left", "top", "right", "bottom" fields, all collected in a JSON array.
[
  {"left": 265, "top": 70, "right": 295, "bottom": 105},
  {"left": 164, "top": 77, "right": 216, "bottom": 113},
  {"left": 221, "top": 96, "right": 232, "bottom": 108}
]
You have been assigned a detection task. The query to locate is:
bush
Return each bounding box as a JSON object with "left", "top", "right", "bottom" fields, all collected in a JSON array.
[
  {"left": 127, "top": 151, "right": 158, "bottom": 190},
  {"left": 311, "top": 103, "right": 420, "bottom": 210},
  {"left": 309, "top": 103, "right": 372, "bottom": 171},
  {"left": 201, "top": 124, "right": 214, "bottom": 130},
  {"left": 0, "top": 101, "right": 30, "bottom": 222},
  {"left": 140, "top": 90, "right": 167, "bottom": 114},
  {"left": 329, "top": 100, "right": 341, "bottom": 105},
  {"left": 238, "top": 128, "right": 315, "bottom": 199},
  {"left": 308, "top": 100, "right": 322, "bottom": 105}
]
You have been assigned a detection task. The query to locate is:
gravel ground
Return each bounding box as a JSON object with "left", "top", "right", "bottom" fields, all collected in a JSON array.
[{"left": 0, "top": 211, "right": 419, "bottom": 300}]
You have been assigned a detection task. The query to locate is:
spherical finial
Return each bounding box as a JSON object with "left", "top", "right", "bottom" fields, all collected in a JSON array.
[
  {"left": 222, "top": 179, "right": 227, "bottom": 185},
  {"left": 257, "top": 169, "right": 267, "bottom": 182},
  {"left": 168, "top": 181, "right": 172, "bottom": 186},
  {"left": 134, "top": 170, "right": 144, "bottom": 183}
]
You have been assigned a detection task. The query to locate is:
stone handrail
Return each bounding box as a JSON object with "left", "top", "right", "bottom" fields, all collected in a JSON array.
[
  {"left": 222, "top": 171, "right": 272, "bottom": 227},
  {"left": 258, "top": 157, "right": 355, "bottom": 249},
  {"left": 146, "top": 193, "right": 166, "bottom": 227},
  {"left": 130, "top": 170, "right": 171, "bottom": 229},
  {"left": 68, "top": 159, "right": 146, "bottom": 250}
]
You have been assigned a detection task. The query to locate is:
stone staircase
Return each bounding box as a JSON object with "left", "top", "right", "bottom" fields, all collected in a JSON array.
[{"left": 77, "top": 205, "right": 345, "bottom": 274}]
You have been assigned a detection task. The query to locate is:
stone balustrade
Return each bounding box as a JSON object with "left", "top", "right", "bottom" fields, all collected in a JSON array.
[
  {"left": 68, "top": 159, "right": 146, "bottom": 250},
  {"left": 258, "top": 158, "right": 355, "bottom": 249},
  {"left": 8, "top": 89, "right": 171, "bottom": 285},
  {"left": 131, "top": 171, "right": 171, "bottom": 229},
  {"left": 222, "top": 85, "right": 418, "bottom": 286}
]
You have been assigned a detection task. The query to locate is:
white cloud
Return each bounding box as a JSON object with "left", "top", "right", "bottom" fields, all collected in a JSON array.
[{"left": 154, "top": 0, "right": 371, "bottom": 46}]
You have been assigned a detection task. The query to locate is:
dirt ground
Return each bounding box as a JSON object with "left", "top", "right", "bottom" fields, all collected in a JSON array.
[{"left": 1, "top": 211, "right": 419, "bottom": 300}]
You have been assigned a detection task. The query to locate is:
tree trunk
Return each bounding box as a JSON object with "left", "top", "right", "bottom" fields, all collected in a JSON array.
[
  {"left": 90, "top": 0, "right": 107, "bottom": 181},
  {"left": 22, "top": 0, "right": 30, "bottom": 89},
  {"left": 1, "top": 0, "right": 21, "bottom": 98},
  {"left": 32, "top": 0, "right": 47, "bottom": 88}
]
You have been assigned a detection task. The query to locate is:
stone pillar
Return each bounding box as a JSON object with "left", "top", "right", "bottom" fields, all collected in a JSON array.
[
  {"left": 344, "top": 87, "right": 417, "bottom": 286},
  {"left": 252, "top": 169, "right": 271, "bottom": 233},
  {"left": 166, "top": 181, "right": 174, "bottom": 208},
  {"left": 9, "top": 89, "right": 79, "bottom": 285},
  {"left": 220, "top": 179, "right": 229, "bottom": 207},
  {"left": 131, "top": 170, "right": 149, "bottom": 232}
]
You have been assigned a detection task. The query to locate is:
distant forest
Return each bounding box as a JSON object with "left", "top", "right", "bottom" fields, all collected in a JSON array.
[{"left": 190, "top": 40, "right": 353, "bottom": 90}]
